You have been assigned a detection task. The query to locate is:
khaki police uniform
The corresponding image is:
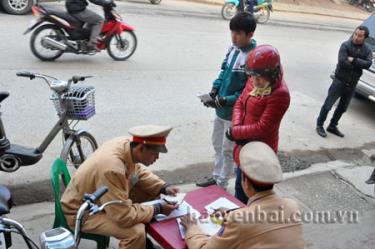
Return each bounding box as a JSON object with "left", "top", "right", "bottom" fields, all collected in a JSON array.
[
  {"left": 184, "top": 142, "right": 305, "bottom": 249},
  {"left": 185, "top": 190, "right": 305, "bottom": 249},
  {"left": 61, "top": 125, "right": 172, "bottom": 249}
]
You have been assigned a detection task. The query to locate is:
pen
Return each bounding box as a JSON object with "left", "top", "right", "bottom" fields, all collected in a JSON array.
[{"left": 162, "top": 198, "right": 177, "bottom": 205}]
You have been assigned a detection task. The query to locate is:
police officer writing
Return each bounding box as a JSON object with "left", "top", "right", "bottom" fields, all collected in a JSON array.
[
  {"left": 61, "top": 125, "right": 179, "bottom": 249},
  {"left": 181, "top": 142, "right": 305, "bottom": 249}
]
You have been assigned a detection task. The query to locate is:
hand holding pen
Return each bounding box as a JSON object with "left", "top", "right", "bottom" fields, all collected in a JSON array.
[{"left": 160, "top": 199, "right": 179, "bottom": 216}]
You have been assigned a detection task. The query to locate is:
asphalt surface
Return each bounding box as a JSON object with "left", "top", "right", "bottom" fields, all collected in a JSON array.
[{"left": 0, "top": 0, "right": 374, "bottom": 201}]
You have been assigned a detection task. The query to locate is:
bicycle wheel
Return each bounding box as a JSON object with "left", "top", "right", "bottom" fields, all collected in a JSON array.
[{"left": 61, "top": 131, "right": 98, "bottom": 169}]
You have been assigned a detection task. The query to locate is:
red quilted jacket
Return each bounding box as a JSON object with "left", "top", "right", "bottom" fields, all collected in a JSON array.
[{"left": 231, "top": 67, "right": 290, "bottom": 166}]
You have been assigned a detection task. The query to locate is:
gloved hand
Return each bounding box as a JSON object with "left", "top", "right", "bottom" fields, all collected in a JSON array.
[
  {"left": 235, "top": 140, "right": 248, "bottom": 146},
  {"left": 203, "top": 99, "right": 217, "bottom": 108},
  {"left": 225, "top": 127, "right": 235, "bottom": 141},
  {"left": 209, "top": 88, "right": 219, "bottom": 99},
  {"left": 226, "top": 127, "right": 248, "bottom": 145},
  {"left": 215, "top": 96, "right": 226, "bottom": 108}
]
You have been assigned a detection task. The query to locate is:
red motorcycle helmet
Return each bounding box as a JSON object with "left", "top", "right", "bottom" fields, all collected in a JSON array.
[{"left": 245, "top": 45, "right": 281, "bottom": 83}]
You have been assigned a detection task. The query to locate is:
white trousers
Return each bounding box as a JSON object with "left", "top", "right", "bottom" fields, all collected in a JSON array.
[{"left": 211, "top": 116, "right": 234, "bottom": 188}]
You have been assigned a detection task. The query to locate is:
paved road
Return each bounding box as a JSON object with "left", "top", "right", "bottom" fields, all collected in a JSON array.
[{"left": 0, "top": 0, "right": 374, "bottom": 188}]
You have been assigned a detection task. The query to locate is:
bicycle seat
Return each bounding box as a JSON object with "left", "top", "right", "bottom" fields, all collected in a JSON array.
[
  {"left": 0, "top": 185, "right": 12, "bottom": 215},
  {"left": 0, "top": 91, "right": 9, "bottom": 104},
  {"left": 39, "top": 4, "right": 83, "bottom": 25}
]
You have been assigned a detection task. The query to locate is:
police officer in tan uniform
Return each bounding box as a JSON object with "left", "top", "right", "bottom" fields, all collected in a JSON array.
[
  {"left": 61, "top": 125, "right": 179, "bottom": 249},
  {"left": 181, "top": 142, "right": 305, "bottom": 249}
]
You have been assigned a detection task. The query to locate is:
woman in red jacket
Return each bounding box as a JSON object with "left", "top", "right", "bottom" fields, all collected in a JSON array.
[{"left": 226, "top": 45, "right": 291, "bottom": 203}]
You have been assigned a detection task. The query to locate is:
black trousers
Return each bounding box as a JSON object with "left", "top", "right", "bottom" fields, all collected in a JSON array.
[{"left": 317, "top": 78, "right": 356, "bottom": 127}]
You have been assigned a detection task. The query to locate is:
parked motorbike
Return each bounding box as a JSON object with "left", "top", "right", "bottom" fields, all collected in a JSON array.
[
  {"left": 221, "top": 0, "right": 273, "bottom": 23},
  {"left": 348, "top": 0, "right": 374, "bottom": 12},
  {"left": 24, "top": 1, "right": 137, "bottom": 61},
  {"left": 0, "top": 185, "right": 122, "bottom": 249}
]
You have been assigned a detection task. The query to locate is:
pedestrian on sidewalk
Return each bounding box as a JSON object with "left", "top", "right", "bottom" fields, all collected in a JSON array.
[
  {"left": 181, "top": 142, "right": 305, "bottom": 249},
  {"left": 316, "top": 26, "right": 372, "bottom": 138},
  {"left": 61, "top": 125, "right": 179, "bottom": 249},
  {"left": 226, "top": 44, "right": 290, "bottom": 204},
  {"left": 196, "top": 12, "right": 257, "bottom": 190}
]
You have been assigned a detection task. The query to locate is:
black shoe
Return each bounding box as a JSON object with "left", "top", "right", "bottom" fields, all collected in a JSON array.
[
  {"left": 365, "top": 178, "right": 375, "bottom": 184},
  {"left": 327, "top": 126, "right": 344, "bottom": 137},
  {"left": 316, "top": 126, "right": 327, "bottom": 138},
  {"left": 196, "top": 177, "right": 216, "bottom": 187}
]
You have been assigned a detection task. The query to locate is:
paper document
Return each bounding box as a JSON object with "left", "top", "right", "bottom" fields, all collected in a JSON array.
[
  {"left": 176, "top": 217, "right": 222, "bottom": 239},
  {"left": 154, "top": 201, "right": 200, "bottom": 222},
  {"left": 197, "top": 93, "right": 213, "bottom": 103},
  {"left": 204, "top": 197, "right": 240, "bottom": 214},
  {"left": 176, "top": 218, "right": 186, "bottom": 239}
]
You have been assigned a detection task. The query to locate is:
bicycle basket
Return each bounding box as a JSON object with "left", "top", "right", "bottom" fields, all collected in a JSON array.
[{"left": 51, "top": 86, "right": 95, "bottom": 120}]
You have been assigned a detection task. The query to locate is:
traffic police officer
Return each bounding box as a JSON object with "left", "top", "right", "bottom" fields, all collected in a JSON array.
[
  {"left": 62, "top": 125, "right": 178, "bottom": 249},
  {"left": 181, "top": 141, "right": 305, "bottom": 249}
]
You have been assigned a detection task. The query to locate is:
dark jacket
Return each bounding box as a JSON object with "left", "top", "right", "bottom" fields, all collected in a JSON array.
[
  {"left": 231, "top": 67, "right": 290, "bottom": 166},
  {"left": 334, "top": 39, "right": 372, "bottom": 87},
  {"left": 66, "top": 0, "right": 107, "bottom": 14},
  {"left": 213, "top": 40, "right": 256, "bottom": 121}
]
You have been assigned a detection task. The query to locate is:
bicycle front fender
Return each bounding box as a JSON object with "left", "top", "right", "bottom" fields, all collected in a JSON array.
[
  {"left": 64, "top": 129, "right": 88, "bottom": 141},
  {"left": 60, "top": 130, "right": 98, "bottom": 167}
]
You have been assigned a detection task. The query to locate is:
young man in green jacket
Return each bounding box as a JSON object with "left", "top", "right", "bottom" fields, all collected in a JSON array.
[{"left": 197, "top": 12, "right": 257, "bottom": 189}]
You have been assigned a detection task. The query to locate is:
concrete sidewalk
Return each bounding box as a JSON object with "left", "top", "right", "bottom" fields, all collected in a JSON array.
[
  {"left": 5, "top": 161, "right": 375, "bottom": 249},
  {"left": 184, "top": 0, "right": 370, "bottom": 20}
]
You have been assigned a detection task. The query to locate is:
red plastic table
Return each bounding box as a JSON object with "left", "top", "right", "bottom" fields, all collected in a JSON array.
[{"left": 146, "top": 185, "right": 245, "bottom": 249}]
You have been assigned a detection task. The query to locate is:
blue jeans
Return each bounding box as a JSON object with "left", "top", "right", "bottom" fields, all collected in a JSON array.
[
  {"left": 235, "top": 167, "right": 249, "bottom": 204},
  {"left": 317, "top": 78, "right": 355, "bottom": 127}
]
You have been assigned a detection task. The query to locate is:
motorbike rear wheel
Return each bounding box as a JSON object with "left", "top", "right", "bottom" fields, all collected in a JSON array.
[
  {"left": 106, "top": 30, "right": 137, "bottom": 61},
  {"left": 255, "top": 7, "right": 270, "bottom": 24},
  {"left": 221, "top": 3, "right": 237, "bottom": 20},
  {"left": 30, "top": 24, "right": 64, "bottom": 61}
]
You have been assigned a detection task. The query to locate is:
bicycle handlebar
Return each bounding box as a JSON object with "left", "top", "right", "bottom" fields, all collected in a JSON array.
[
  {"left": 71, "top": 75, "right": 93, "bottom": 84},
  {"left": 16, "top": 71, "right": 35, "bottom": 79},
  {"left": 16, "top": 72, "right": 94, "bottom": 94},
  {"left": 83, "top": 186, "right": 108, "bottom": 204}
]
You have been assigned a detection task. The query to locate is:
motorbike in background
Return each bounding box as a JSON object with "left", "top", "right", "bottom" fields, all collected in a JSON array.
[
  {"left": 24, "top": 1, "right": 137, "bottom": 61},
  {"left": 348, "top": 0, "right": 374, "bottom": 12},
  {"left": 221, "top": 0, "right": 273, "bottom": 23}
]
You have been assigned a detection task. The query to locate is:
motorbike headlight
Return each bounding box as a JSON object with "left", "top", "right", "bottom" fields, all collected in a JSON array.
[{"left": 39, "top": 227, "right": 75, "bottom": 249}]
